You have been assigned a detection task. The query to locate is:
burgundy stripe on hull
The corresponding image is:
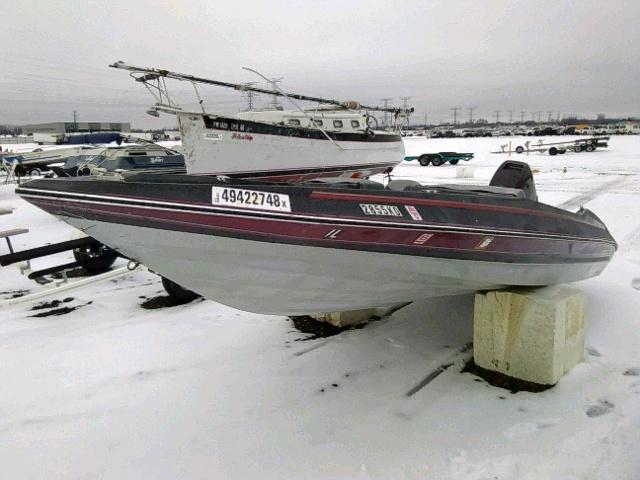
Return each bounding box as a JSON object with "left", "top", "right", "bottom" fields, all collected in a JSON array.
[
  {"left": 23, "top": 188, "right": 606, "bottom": 240},
  {"left": 30, "top": 196, "right": 615, "bottom": 264},
  {"left": 310, "top": 190, "right": 570, "bottom": 221}
]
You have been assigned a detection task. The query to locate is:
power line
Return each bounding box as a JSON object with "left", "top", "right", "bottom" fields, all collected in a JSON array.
[
  {"left": 380, "top": 98, "right": 393, "bottom": 127},
  {"left": 242, "top": 82, "right": 258, "bottom": 111},
  {"left": 400, "top": 97, "right": 412, "bottom": 124},
  {"left": 451, "top": 107, "right": 460, "bottom": 125}
]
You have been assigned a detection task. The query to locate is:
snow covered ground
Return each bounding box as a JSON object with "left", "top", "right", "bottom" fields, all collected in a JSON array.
[{"left": 1, "top": 136, "right": 640, "bottom": 479}]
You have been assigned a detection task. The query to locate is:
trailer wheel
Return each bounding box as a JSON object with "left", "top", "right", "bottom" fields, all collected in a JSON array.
[
  {"left": 586, "top": 145, "right": 595, "bottom": 152},
  {"left": 573, "top": 145, "right": 582, "bottom": 153},
  {"left": 418, "top": 155, "right": 430, "bottom": 166},
  {"left": 549, "top": 147, "right": 558, "bottom": 156},
  {"left": 515, "top": 146, "right": 524, "bottom": 154},
  {"left": 448, "top": 159, "right": 459, "bottom": 165},
  {"left": 73, "top": 243, "right": 118, "bottom": 274},
  {"left": 558, "top": 149, "right": 566, "bottom": 155},
  {"left": 161, "top": 276, "right": 201, "bottom": 302},
  {"left": 430, "top": 156, "right": 444, "bottom": 166}
]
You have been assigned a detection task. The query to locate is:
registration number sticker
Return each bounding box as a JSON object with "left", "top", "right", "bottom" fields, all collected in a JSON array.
[
  {"left": 360, "top": 203, "right": 403, "bottom": 217},
  {"left": 203, "top": 132, "right": 223, "bottom": 140},
  {"left": 211, "top": 187, "right": 291, "bottom": 212}
]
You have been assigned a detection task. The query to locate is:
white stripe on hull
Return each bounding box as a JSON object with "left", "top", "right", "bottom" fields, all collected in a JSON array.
[
  {"left": 60, "top": 217, "right": 609, "bottom": 316},
  {"left": 178, "top": 113, "right": 404, "bottom": 176}
]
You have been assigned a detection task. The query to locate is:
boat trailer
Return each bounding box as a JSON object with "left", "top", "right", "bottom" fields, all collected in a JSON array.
[
  {"left": 492, "top": 136, "right": 609, "bottom": 156},
  {"left": 1, "top": 209, "right": 197, "bottom": 306},
  {"left": 404, "top": 152, "right": 474, "bottom": 166}
]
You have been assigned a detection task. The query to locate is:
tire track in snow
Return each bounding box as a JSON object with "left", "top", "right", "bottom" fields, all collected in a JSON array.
[
  {"left": 557, "top": 176, "right": 629, "bottom": 211},
  {"left": 405, "top": 342, "right": 473, "bottom": 396},
  {"left": 617, "top": 224, "right": 640, "bottom": 254}
]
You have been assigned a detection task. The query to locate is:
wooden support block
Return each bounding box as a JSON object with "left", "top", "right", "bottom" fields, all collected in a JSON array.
[{"left": 473, "top": 286, "right": 585, "bottom": 386}]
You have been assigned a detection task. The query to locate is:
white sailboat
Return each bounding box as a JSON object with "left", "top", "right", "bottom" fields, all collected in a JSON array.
[{"left": 111, "top": 61, "right": 412, "bottom": 182}]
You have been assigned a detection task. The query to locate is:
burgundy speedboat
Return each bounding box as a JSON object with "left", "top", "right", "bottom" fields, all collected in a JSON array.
[{"left": 16, "top": 161, "right": 616, "bottom": 315}]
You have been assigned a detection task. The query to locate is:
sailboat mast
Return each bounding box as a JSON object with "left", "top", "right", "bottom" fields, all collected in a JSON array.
[{"left": 109, "top": 61, "right": 413, "bottom": 115}]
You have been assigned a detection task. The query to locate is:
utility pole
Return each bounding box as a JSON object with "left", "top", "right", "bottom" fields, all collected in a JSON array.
[
  {"left": 537, "top": 111, "right": 543, "bottom": 123},
  {"left": 451, "top": 107, "right": 460, "bottom": 126},
  {"left": 508, "top": 110, "right": 513, "bottom": 124},
  {"left": 380, "top": 98, "right": 392, "bottom": 128},
  {"left": 400, "top": 96, "right": 412, "bottom": 125},
  {"left": 424, "top": 112, "right": 428, "bottom": 127},
  {"left": 547, "top": 110, "right": 553, "bottom": 122},
  {"left": 520, "top": 111, "right": 526, "bottom": 123},
  {"left": 242, "top": 82, "right": 258, "bottom": 111},
  {"left": 73, "top": 110, "right": 78, "bottom": 132},
  {"left": 468, "top": 107, "right": 475, "bottom": 124},
  {"left": 494, "top": 110, "right": 501, "bottom": 124}
]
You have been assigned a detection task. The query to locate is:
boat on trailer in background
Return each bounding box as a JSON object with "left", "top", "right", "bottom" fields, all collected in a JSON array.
[
  {"left": 1, "top": 133, "right": 182, "bottom": 178},
  {"left": 110, "top": 61, "right": 412, "bottom": 182},
  {"left": 16, "top": 161, "right": 616, "bottom": 315},
  {"left": 51, "top": 142, "right": 186, "bottom": 177}
]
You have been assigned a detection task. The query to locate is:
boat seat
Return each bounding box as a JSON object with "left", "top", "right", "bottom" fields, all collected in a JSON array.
[
  {"left": 489, "top": 160, "right": 537, "bottom": 201},
  {"left": 386, "top": 179, "right": 422, "bottom": 191}
]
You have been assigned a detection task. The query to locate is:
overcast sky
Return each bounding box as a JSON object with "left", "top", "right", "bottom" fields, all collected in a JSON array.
[{"left": 2, "top": 0, "right": 638, "bottom": 128}]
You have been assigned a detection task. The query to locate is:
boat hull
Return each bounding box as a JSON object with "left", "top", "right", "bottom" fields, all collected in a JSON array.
[
  {"left": 17, "top": 175, "right": 616, "bottom": 315},
  {"left": 33, "top": 215, "right": 613, "bottom": 315},
  {"left": 178, "top": 113, "right": 403, "bottom": 181}
]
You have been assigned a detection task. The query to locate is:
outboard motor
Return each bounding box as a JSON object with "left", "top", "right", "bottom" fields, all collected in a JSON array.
[{"left": 489, "top": 161, "right": 537, "bottom": 201}]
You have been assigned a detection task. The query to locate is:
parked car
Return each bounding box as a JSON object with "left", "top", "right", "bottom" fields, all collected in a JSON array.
[{"left": 575, "top": 127, "right": 594, "bottom": 135}]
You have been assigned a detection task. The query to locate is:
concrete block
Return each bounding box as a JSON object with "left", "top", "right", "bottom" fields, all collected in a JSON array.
[
  {"left": 311, "top": 308, "right": 378, "bottom": 327},
  {"left": 473, "top": 286, "right": 585, "bottom": 385}
]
